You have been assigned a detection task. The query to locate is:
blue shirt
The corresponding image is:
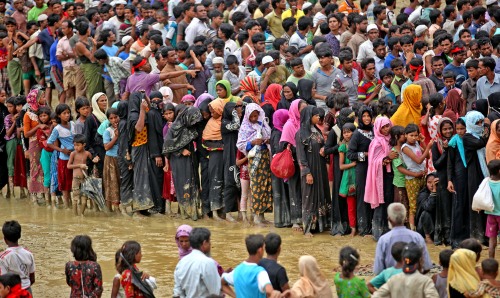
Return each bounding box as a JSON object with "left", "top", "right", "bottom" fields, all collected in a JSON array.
[
  {"left": 47, "top": 122, "right": 75, "bottom": 160},
  {"left": 101, "top": 44, "right": 118, "bottom": 57},
  {"left": 118, "top": 51, "right": 129, "bottom": 61},
  {"left": 384, "top": 52, "right": 403, "bottom": 69},
  {"left": 37, "top": 28, "right": 55, "bottom": 61},
  {"left": 224, "top": 262, "right": 270, "bottom": 298},
  {"left": 103, "top": 128, "right": 118, "bottom": 157},
  {"left": 50, "top": 39, "right": 63, "bottom": 71},
  {"left": 477, "top": 73, "right": 500, "bottom": 100},
  {"left": 443, "top": 63, "right": 468, "bottom": 88}
]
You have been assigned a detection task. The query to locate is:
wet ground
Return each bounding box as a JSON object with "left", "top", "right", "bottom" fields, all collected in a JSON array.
[{"left": 0, "top": 195, "right": 446, "bottom": 297}]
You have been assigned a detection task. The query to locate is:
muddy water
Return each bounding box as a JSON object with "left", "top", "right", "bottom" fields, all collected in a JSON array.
[{"left": 0, "top": 197, "right": 444, "bottom": 297}]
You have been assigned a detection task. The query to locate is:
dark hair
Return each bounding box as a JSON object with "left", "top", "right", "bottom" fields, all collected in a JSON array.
[
  {"left": 245, "top": 19, "right": 260, "bottom": 32},
  {"left": 372, "top": 38, "right": 385, "bottom": 50},
  {"left": 297, "top": 16, "right": 312, "bottom": 31},
  {"left": 37, "top": 106, "right": 52, "bottom": 123},
  {"left": 106, "top": 108, "right": 118, "bottom": 119},
  {"left": 219, "top": 23, "right": 234, "bottom": 40},
  {"left": 2, "top": 220, "right": 21, "bottom": 243},
  {"left": 4, "top": 17, "right": 16, "bottom": 26},
  {"left": 465, "top": 59, "right": 479, "bottom": 69},
  {"left": 480, "top": 57, "right": 496, "bottom": 72},
  {"left": 443, "top": 71, "right": 456, "bottom": 81},
  {"left": 459, "top": 238, "right": 482, "bottom": 261},
  {"left": 231, "top": 11, "right": 246, "bottom": 24},
  {"left": 73, "top": 133, "right": 86, "bottom": 144},
  {"left": 251, "top": 32, "right": 265, "bottom": 44},
  {"left": 316, "top": 46, "right": 333, "bottom": 58},
  {"left": 0, "top": 273, "right": 21, "bottom": 288},
  {"left": 5, "top": 97, "right": 16, "bottom": 106},
  {"left": 414, "top": 41, "right": 428, "bottom": 52},
  {"left": 282, "top": 17, "right": 296, "bottom": 32},
  {"left": 176, "top": 41, "right": 189, "bottom": 52},
  {"left": 71, "top": 235, "right": 97, "bottom": 262},
  {"left": 189, "top": 227, "right": 211, "bottom": 250},
  {"left": 94, "top": 48, "right": 108, "bottom": 60},
  {"left": 391, "top": 241, "right": 407, "bottom": 263},
  {"left": 150, "top": 34, "right": 163, "bottom": 46},
  {"left": 488, "top": 159, "right": 500, "bottom": 176},
  {"left": 264, "top": 233, "right": 281, "bottom": 255},
  {"left": 396, "top": 13, "right": 408, "bottom": 25},
  {"left": 472, "top": 6, "right": 486, "bottom": 20},
  {"left": 75, "top": 96, "right": 90, "bottom": 118},
  {"left": 14, "top": 96, "right": 26, "bottom": 106},
  {"left": 390, "top": 58, "right": 404, "bottom": 69},
  {"left": 339, "top": 246, "right": 360, "bottom": 276},
  {"left": 431, "top": 55, "right": 444, "bottom": 65},
  {"left": 118, "top": 240, "right": 141, "bottom": 273},
  {"left": 245, "top": 234, "right": 265, "bottom": 255},
  {"left": 373, "top": 5, "right": 386, "bottom": 17},
  {"left": 285, "top": 46, "right": 299, "bottom": 56},
  {"left": 173, "top": 5, "right": 184, "bottom": 19},
  {"left": 389, "top": 125, "right": 405, "bottom": 146},
  {"left": 400, "top": 35, "right": 413, "bottom": 46},
  {"left": 444, "top": 5, "right": 456, "bottom": 19},
  {"left": 428, "top": 93, "right": 444, "bottom": 117},
  {"left": 289, "top": 57, "right": 303, "bottom": 68},
  {"left": 439, "top": 249, "right": 454, "bottom": 269},
  {"left": 404, "top": 123, "right": 419, "bottom": 134},
  {"left": 75, "top": 20, "right": 89, "bottom": 35},
  {"left": 339, "top": 50, "right": 353, "bottom": 63},
  {"left": 482, "top": 258, "right": 499, "bottom": 275},
  {"left": 55, "top": 103, "right": 72, "bottom": 123},
  {"left": 47, "top": 13, "right": 60, "bottom": 26},
  {"left": 387, "top": 37, "right": 400, "bottom": 51},
  {"left": 361, "top": 57, "right": 375, "bottom": 70},
  {"left": 226, "top": 55, "right": 238, "bottom": 66}
]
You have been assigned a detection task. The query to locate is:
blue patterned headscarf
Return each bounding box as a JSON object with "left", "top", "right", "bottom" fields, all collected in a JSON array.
[
  {"left": 465, "top": 111, "right": 489, "bottom": 178},
  {"left": 449, "top": 117, "right": 467, "bottom": 168}
]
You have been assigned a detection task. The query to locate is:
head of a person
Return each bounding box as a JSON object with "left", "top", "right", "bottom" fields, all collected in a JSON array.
[
  {"left": 479, "top": 56, "right": 496, "bottom": 76},
  {"left": 459, "top": 238, "right": 482, "bottom": 262},
  {"left": 339, "top": 246, "right": 360, "bottom": 276},
  {"left": 118, "top": 240, "right": 142, "bottom": 273},
  {"left": 402, "top": 242, "right": 423, "bottom": 274},
  {"left": 264, "top": 233, "right": 281, "bottom": 256},
  {"left": 189, "top": 227, "right": 211, "bottom": 255},
  {"left": 361, "top": 57, "right": 376, "bottom": 79},
  {"left": 0, "top": 273, "right": 22, "bottom": 297},
  {"left": 482, "top": 258, "right": 499, "bottom": 278},
  {"left": 439, "top": 249, "right": 454, "bottom": 269},
  {"left": 245, "top": 234, "right": 265, "bottom": 258},
  {"left": 317, "top": 47, "right": 333, "bottom": 69},
  {"left": 488, "top": 159, "right": 500, "bottom": 179},
  {"left": 387, "top": 203, "right": 406, "bottom": 228},
  {"left": 390, "top": 241, "right": 407, "bottom": 264},
  {"left": 70, "top": 235, "right": 97, "bottom": 262},
  {"left": 354, "top": 15, "right": 368, "bottom": 33},
  {"left": 2, "top": 221, "right": 21, "bottom": 245}
]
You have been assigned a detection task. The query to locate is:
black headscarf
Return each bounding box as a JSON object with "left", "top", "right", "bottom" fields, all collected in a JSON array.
[
  {"left": 127, "top": 92, "right": 143, "bottom": 142},
  {"left": 357, "top": 105, "right": 374, "bottom": 131},
  {"left": 299, "top": 105, "right": 321, "bottom": 144},
  {"left": 488, "top": 92, "right": 500, "bottom": 121},
  {"left": 163, "top": 106, "right": 203, "bottom": 155},
  {"left": 117, "top": 100, "right": 130, "bottom": 156},
  {"left": 297, "top": 79, "right": 316, "bottom": 106},
  {"left": 336, "top": 107, "right": 356, "bottom": 131},
  {"left": 150, "top": 91, "right": 163, "bottom": 111},
  {"left": 147, "top": 95, "right": 165, "bottom": 158},
  {"left": 278, "top": 82, "right": 298, "bottom": 110},
  {"left": 473, "top": 98, "right": 488, "bottom": 118}
]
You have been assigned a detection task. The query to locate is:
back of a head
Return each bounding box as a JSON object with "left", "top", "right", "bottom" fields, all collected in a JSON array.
[
  {"left": 245, "top": 234, "right": 265, "bottom": 255},
  {"left": 488, "top": 159, "right": 500, "bottom": 177},
  {"left": 387, "top": 203, "right": 406, "bottom": 226},
  {"left": 391, "top": 241, "right": 407, "bottom": 263},
  {"left": 439, "top": 249, "right": 454, "bottom": 269},
  {"left": 264, "top": 233, "right": 281, "bottom": 255},
  {"left": 339, "top": 246, "right": 360, "bottom": 276},
  {"left": 2, "top": 220, "right": 21, "bottom": 243},
  {"left": 402, "top": 242, "right": 422, "bottom": 274},
  {"left": 189, "top": 227, "right": 211, "bottom": 250},
  {"left": 482, "top": 258, "right": 499, "bottom": 276},
  {"left": 459, "top": 238, "right": 482, "bottom": 262},
  {"left": 0, "top": 273, "right": 21, "bottom": 288},
  {"left": 299, "top": 255, "right": 322, "bottom": 279},
  {"left": 70, "top": 234, "right": 97, "bottom": 262}
]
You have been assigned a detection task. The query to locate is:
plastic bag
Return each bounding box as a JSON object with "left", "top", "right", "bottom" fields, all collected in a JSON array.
[
  {"left": 472, "top": 177, "right": 494, "bottom": 212},
  {"left": 271, "top": 145, "right": 295, "bottom": 179}
]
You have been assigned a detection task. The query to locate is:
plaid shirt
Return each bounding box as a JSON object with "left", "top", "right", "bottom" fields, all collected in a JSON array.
[{"left": 106, "top": 56, "right": 130, "bottom": 95}]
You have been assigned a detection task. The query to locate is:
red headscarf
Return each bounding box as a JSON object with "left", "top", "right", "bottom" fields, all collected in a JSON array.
[{"left": 263, "top": 84, "right": 282, "bottom": 110}]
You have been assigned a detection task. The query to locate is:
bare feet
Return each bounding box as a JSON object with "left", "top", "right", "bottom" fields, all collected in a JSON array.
[
  {"left": 226, "top": 213, "right": 237, "bottom": 223},
  {"left": 425, "top": 235, "right": 433, "bottom": 244},
  {"left": 304, "top": 232, "right": 314, "bottom": 238},
  {"left": 292, "top": 224, "right": 303, "bottom": 232},
  {"left": 350, "top": 227, "right": 357, "bottom": 237},
  {"left": 213, "top": 212, "right": 224, "bottom": 221},
  {"left": 203, "top": 214, "right": 210, "bottom": 220}
]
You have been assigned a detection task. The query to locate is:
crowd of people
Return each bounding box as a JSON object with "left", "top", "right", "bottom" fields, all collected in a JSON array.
[{"left": 0, "top": 0, "right": 499, "bottom": 290}]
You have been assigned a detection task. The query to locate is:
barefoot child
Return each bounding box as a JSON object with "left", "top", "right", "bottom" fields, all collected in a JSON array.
[
  {"left": 368, "top": 241, "right": 406, "bottom": 293},
  {"left": 3, "top": 97, "right": 17, "bottom": 199},
  {"left": 338, "top": 123, "right": 357, "bottom": 236},
  {"left": 67, "top": 134, "right": 98, "bottom": 216},
  {"left": 334, "top": 246, "right": 371, "bottom": 297},
  {"left": 467, "top": 258, "right": 500, "bottom": 298},
  {"left": 103, "top": 108, "right": 121, "bottom": 213},
  {"left": 432, "top": 249, "right": 453, "bottom": 298},
  {"left": 35, "top": 107, "right": 53, "bottom": 206},
  {"left": 13, "top": 96, "right": 28, "bottom": 199},
  {"left": 485, "top": 160, "right": 500, "bottom": 259},
  {"left": 162, "top": 103, "right": 176, "bottom": 210},
  {"left": 236, "top": 149, "right": 250, "bottom": 223},
  {"left": 111, "top": 250, "right": 125, "bottom": 298}
]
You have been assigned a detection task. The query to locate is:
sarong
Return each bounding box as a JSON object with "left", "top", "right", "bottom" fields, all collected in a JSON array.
[
  {"left": 27, "top": 139, "right": 44, "bottom": 193},
  {"left": 131, "top": 144, "right": 154, "bottom": 211},
  {"left": 80, "top": 63, "right": 104, "bottom": 100},
  {"left": 249, "top": 148, "right": 273, "bottom": 215},
  {"left": 103, "top": 155, "right": 120, "bottom": 205},
  {"left": 7, "top": 59, "right": 22, "bottom": 96}
]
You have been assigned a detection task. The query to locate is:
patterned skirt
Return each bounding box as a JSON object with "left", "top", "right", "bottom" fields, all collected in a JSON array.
[
  {"left": 27, "top": 139, "right": 44, "bottom": 194},
  {"left": 249, "top": 148, "right": 273, "bottom": 215},
  {"left": 103, "top": 155, "right": 120, "bottom": 205}
]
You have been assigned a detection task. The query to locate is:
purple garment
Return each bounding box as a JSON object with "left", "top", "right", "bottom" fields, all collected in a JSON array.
[
  {"left": 4, "top": 114, "right": 15, "bottom": 141},
  {"left": 188, "top": 65, "right": 211, "bottom": 99},
  {"left": 163, "top": 122, "right": 171, "bottom": 138},
  {"left": 125, "top": 71, "right": 160, "bottom": 95},
  {"left": 325, "top": 33, "right": 340, "bottom": 57},
  {"left": 176, "top": 224, "right": 193, "bottom": 259},
  {"left": 272, "top": 109, "right": 289, "bottom": 132},
  {"left": 403, "top": 7, "right": 415, "bottom": 15},
  {"left": 194, "top": 93, "right": 214, "bottom": 107}
]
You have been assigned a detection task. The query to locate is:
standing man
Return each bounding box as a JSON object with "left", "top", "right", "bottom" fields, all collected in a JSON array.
[
  {"left": 161, "top": 46, "right": 196, "bottom": 103},
  {"left": 347, "top": 15, "right": 368, "bottom": 60},
  {"left": 312, "top": 47, "right": 342, "bottom": 109},
  {"left": 185, "top": 4, "right": 209, "bottom": 46},
  {"left": 476, "top": 57, "right": 500, "bottom": 99},
  {"left": 108, "top": 0, "right": 126, "bottom": 33},
  {"left": 265, "top": 0, "right": 286, "bottom": 38},
  {"left": 27, "top": 0, "right": 46, "bottom": 22},
  {"left": 357, "top": 24, "right": 379, "bottom": 62},
  {"left": 334, "top": 50, "right": 359, "bottom": 105}
]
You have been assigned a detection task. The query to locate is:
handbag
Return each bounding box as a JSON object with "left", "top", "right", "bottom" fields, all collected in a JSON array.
[
  {"left": 36, "top": 129, "right": 54, "bottom": 152},
  {"left": 271, "top": 145, "right": 295, "bottom": 179},
  {"left": 472, "top": 177, "right": 494, "bottom": 212}
]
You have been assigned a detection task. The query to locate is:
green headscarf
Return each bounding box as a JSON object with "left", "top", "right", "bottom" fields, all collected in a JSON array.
[{"left": 216, "top": 80, "right": 240, "bottom": 103}]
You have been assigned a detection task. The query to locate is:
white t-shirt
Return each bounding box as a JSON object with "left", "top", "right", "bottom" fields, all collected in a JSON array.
[{"left": 0, "top": 246, "right": 36, "bottom": 289}]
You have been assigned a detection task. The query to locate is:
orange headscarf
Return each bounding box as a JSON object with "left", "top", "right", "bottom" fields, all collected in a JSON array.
[
  {"left": 390, "top": 84, "right": 423, "bottom": 127},
  {"left": 263, "top": 84, "right": 282, "bottom": 110},
  {"left": 240, "top": 76, "right": 260, "bottom": 104},
  {"left": 486, "top": 119, "right": 500, "bottom": 163}
]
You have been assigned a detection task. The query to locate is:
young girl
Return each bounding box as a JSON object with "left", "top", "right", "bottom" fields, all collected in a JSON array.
[
  {"left": 47, "top": 104, "right": 75, "bottom": 209},
  {"left": 4, "top": 97, "right": 17, "bottom": 199},
  {"left": 111, "top": 250, "right": 125, "bottom": 298},
  {"left": 36, "top": 106, "right": 54, "bottom": 207},
  {"left": 236, "top": 144, "right": 250, "bottom": 223},
  {"left": 74, "top": 97, "right": 91, "bottom": 135},
  {"left": 13, "top": 96, "right": 28, "bottom": 199},
  {"left": 334, "top": 246, "right": 371, "bottom": 298},
  {"left": 236, "top": 103, "right": 273, "bottom": 225},
  {"left": 338, "top": 123, "right": 357, "bottom": 237},
  {"left": 424, "top": 93, "right": 445, "bottom": 173},
  {"left": 162, "top": 103, "right": 176, "bottom": 210},
  {"left": 389, "top": 126, "right": 413, "bottom": 220},
  {"left": 0, "top": 273, "right": 32, "bottom": 298},
  {"left": 401, "top": 124, "right": 433, "bottom": 230},
  {"left": 119, "top": 241, "right": 155, "bottom": 297},
  {"left": 65, "top": 235, "right": 103, "bottom": 297},
  {"left": 103, "top": 108, "right": 121, "bottom": 213},
  {"left": 175, "top": 224, "right": 192, "bottom": 259}
]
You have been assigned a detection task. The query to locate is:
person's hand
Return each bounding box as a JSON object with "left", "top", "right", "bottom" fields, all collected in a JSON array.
[
  {"left": 364, "top": 151, "right": 368, "bottom": 157},
  {"left": 80, "top": 164, "right": 88, "bottom": 170},
  {"left": 187, "top": 84, "right": 196, "bottom": 92},
  {"left": 426, "top": 139, "right": 435, "bottom": 150},
  {"left": 280, "top": 290, "right": 292, "bottom": 298},
  {"left": 12, "top": 113, "right": 19, "bottom": 120},
  {"left": 61, "top": 149, "right": 71, "bottom": 156},
  {"left": 155, "top": 156, "right": 163, "bottom": 167},
  {"left": 319, "top": 147, "right": 325, "bottom": 156},
  {"left": 266, "top": 66, "right": 276, "bottom": 76},
  {"left": 129, "top": 16, "right": 137, "bottom": 26},
  {"left": 374, "top": 84, "right": 382, "bottom": 93},
  {"left": 388, "top": 150, "right": 398, "bottom": 160},
  {"left": 140, "top": 101, "right": 149, "bottom": 111},
  {"left": 38, "top": 123, "right": 48, "bottom": 130},
  {"left": 163, "top": 163, "right": 169, "bottom": 172},
  {"left": 186, "top": 69, "right": 198, "bottom": 77},
  {"left": 306, "top": 173, "right": 313, "bottom": 184},
  {"left": 426, "top": 103, "right": 432, "bottom": 113},
  {"left": 431, "top": 178, "right": 439, "bottom": 192},
  {"left": 141, "top": 272, "right": 150, "bottom": 280},
  {"left": 304, "top": 44, "right": 313, "bottom": 52},
  {"left": 190, "top": 49, "right": 196, "bottom": 58},
  {"left": 352, "top": 161, "right": 357, "bottom": 166},
  {"left": 92, "top": 156, "right": 100, "bottom": 163},
  {"left": 181, "top": 149, "right": 191, "bottom": 156},
  {"left": 447, "top": 181, "right": 455, "bottom": 193},
  {"left": 35, "top": 69, "right": 41, "bottom": 78},
  {"left": 114, "top": 128, "right": 119, "bottom": 137},
  {"left": 252, "top": 138, "right": 263, "bottom": 146}
]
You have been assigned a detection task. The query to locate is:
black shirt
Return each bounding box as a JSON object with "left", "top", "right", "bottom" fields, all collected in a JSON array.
[
  {"left": 429, "top": 74, "right": 445, "bottom": 92},
  {"left": 258, "top": 258, "right": 289, "bottom": 292}
]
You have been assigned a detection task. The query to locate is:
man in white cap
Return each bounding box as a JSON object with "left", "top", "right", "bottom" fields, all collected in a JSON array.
[
  {"left": 108, "top": 0, "right": 126, "bottom": 33},
  {"left": 248, "top": 53, "right": 271, "bottom": 85},
  {"left": 357, "top": 23, "right": 379, "bottom": 62},
  {"left": 415, "top": 25, "right": 429, "bottom": 43},
  {"left": 118, "top": 35, "right": 133, "bottom": 60}
]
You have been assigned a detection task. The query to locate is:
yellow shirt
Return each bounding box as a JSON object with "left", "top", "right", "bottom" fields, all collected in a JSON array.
[
  {"left": 281, "top": 9, "right": 305, "bottom": 21},
  {"left": 254, "top": 8, "right": 263, "bottom": 18}
]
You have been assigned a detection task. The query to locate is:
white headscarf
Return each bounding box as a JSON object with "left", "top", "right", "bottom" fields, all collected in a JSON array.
[
  {"left": 159, "top": 87, "right": 174, "bottom": 105},
  {"left": 91, "top": 92, "right": 108, "bottom": 123}
]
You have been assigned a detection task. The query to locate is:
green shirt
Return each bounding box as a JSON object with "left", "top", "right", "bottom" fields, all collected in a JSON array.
[
  {"left": 369, "top": 267, "right": 403, "bottom": 289},
  {"left": 391, "top": 148, "right": 406, "bottom": 188},
  {"left": 287, "top": 71, "right": 313, "bottom": 87},
  {"left": 27, "top": 4, "right": 47, "bottom": 22},
  {"left": 334, "top": 272, "right": 371, "bottom": 298}
]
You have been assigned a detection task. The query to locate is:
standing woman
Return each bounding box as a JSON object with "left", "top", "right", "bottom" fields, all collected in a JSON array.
[
  {"left": 23, "top": 86, "right": 46, "bottom": 204},
  {"left": 117, "top": 100, "right": 133, "bottom": 214},
  {"left": 240, "top": 76, "right": 261, "bottom": 105},
  {"left": 237, "top": 103, "right": 273, "bottom": 225},
  {"left": 261, "top": 83, "right": 282, "bottom": 127},
  {"left": 271, "top": 109, "right": 291, "bottom": 228},
  {"left": 364, "top": 117, "right": 394, "bottom": 241},
  {"left": 325, "top": 107, "right": 355, "bottom": 236},
  {"left": 347, "top": 106, "right": 374, "bottom": 237},
  {"left": 431, "top": 117, "right": 454, "bottom": 245},
  {"left": 443, "top": 89, "right": 464, "bottom": 123},
  {"left": 296, "top": 106, "right": 331, "bottom": 237},
  {"left": 202, "top": 98, "right": 226, "bottom": 220},
  {"left": 277, "top": 82, "right": 298, "bottom": 110},
  {"left": 0, "top": 92, "right": 8, "bottom": 195},
  {"left": 486, "top": 120, "right": 500, "bottom": 163},
  {"left": 463, "top": 110, "right": 490, "bottom": 245},
  {"left": 127, "top": 92, "right": 155, "bottom": 214},
  {"left": 196, "top": 99, "right": 212, "bottom": 218},
  {"left": 297, "top": 79, "right": 316, "bottom": 106},
  {"left": 221, "top": 102, "right": 241, "bottom": 222},
  {"left": 74, "top": 21, "right": 102, "bottom": 100},
  {"left": 280, "top": 99, "right": 308, "bottom": 231},
  {"left": 83, "top": 92, "right": 107, "bottom": 178},
  {"left": 164, "top": 105, "right": 203, "bottom": 220}
]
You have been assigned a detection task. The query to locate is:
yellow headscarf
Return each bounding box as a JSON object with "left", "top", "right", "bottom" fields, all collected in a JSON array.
[
  {"left": 390, "top": 84, "right": 423, "bottom": 127},
  {"left": 447, "top": 249, "right": 483, "bottom": 297}
]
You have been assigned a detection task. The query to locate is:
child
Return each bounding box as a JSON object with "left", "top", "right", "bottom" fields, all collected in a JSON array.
[
  {"left": 462, "top": 59, "right": 479, "bottom": 111},
  {"left": 67, "top": 134, "right": 98, "bottom": 216},
  {"left": 65, "top": 235, "right": 103, "bottom": 297},
  {"left": 119, "top": 240, "right": 156, "bottom": 297},
  {"left": 47, "top": 104, "right": 75, "bottom": 210},
  {"left": 103, "top": 108, "right": 121, "bottom": 213},
  {"left": 432, "top": 249, "right": 453, "bottom": 298},
  {"left": 221, "top": 234, "right": 280, "bottom": 297},
  {"left": 258, "top": 233, "right": 290, "bottom": 292},
  {"left": 162, "top": 103, "right": 176, "bottom": 210},
  {"left": 13, "top": 96, "right": 28, "bottom": 200},
  {"left": 35, "top": 107, "right": 53, "bottom": 207},
  {"left": 401, "top": 124, "right": 433, "bottom": 230},
  {"left": 236, "top": 148, "right": 250, "bottom": 223},
  {"left": 73, "top": 97, "right": 91, "bottom": 135},
  {"left": 485, "top": 160, "right": 500, "bottom": 259},
  {"left": 338, "top": 123, "right": 357, "bottom": 237},
  {"left": 368, "top": 241, "right": 406, "bottom": 293},
  {"left": 111, "top": 250, "right": 125, "bottom": 298},
  {"left": 378, "top": 69, "right": 397, "bottom": 105},
  {"left": 467, "top": 258, "right": 500, "bottom": 298},
  {"left": 440, "top": 71, "right": 461, "bottom": 99},
  {"left": 334, "top": 246, "right": 370, "bottom": 297},
  {"left": 0, "top": 273, "right": 32, "bottom": 298},
  {"left": 4, "top": 97, "right": 17, "bottom": 199},
  {"left": 0, "top": 221, "right": 35, "bottom": 291},
  {"left": 390, "top": 58, "right": 407, "bottom": 103},
  {"left": 390, "top": 125, "right": 415, "bottom": 217}
]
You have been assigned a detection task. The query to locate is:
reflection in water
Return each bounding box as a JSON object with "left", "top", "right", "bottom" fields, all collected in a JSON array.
[{"left": 0, "top": 198, "right": 442, "bottom": 297}]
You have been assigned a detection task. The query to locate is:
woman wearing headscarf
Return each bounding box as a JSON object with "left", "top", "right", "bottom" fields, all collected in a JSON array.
[
  {"left": 117, "top": 100, "right": 133, "bottom": 214},
  {"left": 0, "top": 92, "right": 8, "bottom": 196},
  {"left": 202, "top": 98, "right": 226, "bottom": 220},
  {"left": 347, "top": 106, "right": 375, "bottom": 236},
  {"left": 175, "top": 225, "right": 193, "bottom": 259},
  {"left": 147, "top": 91, "right": 166, "bottom": 214},
  {"left": 240, "top": 76, "right": 261, "bottom": 105},
  {"left": 237, "top": 103, "right": 273, "bottom": 225},
  {"left": 127, "top": 92, "right": 155, "bottom": 214},
  {"left": 325, "top": 107, "right": 355, "bottom": 236},
  {"left": 164, "top": 104, "right": 203, "bottom": 220},
  {"left": 261, "top": 84, "right": 282, "bottom": 128},
  {"left": 431, "top": 117, "right": 454, "bottom": 245},
  {"left": 297, "top": 79, "right": 316, "bottom": 106},
  {"left": 390, "top": 84, "right": 423, "bottom": 127},
  {"left": 487, "top": 92, "right": 500, "bottom": 122},
  {"left": 215, "top": 80, "right": 240, "bottom": 103},
  {"left": 22, "top": 86, "right": 46, "bottom": 203},
  {"left": 196, "top": 98, "right": 212, "bottom": 216},
  {"left": 448, "top": 249, "right": 481, "bottom": 298},
  {"left": 463, "top": 110, "right": 490, "bottom": 244},
  {"left": 296, "top": 106, "right": 331, "bottom": 236},
  {"left": 83, "top": 92, "right": 108, "bottom": 178},
  {"left": 277, "top": 82, "right": 298, "bottom": 110},
  {"left": 365, "top": 117, "right": 394, "bottom": 240},
  {"left": 285, "top": 255, "right": 333, "bottom": 298},
  {"left": 271, "top": 109, "right": 291, "bottom": 228},
  {"left": 194, "top": 93, "right": 214, "bottom": 108},
  {"left": 443, "top": 89, "right": 464, "bottom": 123},
  {"left": 280, "top": 99, "right": 308, "bottom": 231},
  {"left": 159, "top": 86, "right": 174, "bottom": 105},
  {"left": 221, "top": 102, "right": 241, "bottom": 222},
  {"left": 486, "top": 119, "right": 500, "bottom": 162}
]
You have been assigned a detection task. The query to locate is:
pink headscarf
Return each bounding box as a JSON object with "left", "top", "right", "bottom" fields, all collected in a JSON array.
[
  {"left": 181, "top": 94, "right": 196, "bottom": 104},
  {"left": 175, "top": 225, "right": 193, "bottom": 259},
  {"left": 273, "top": 109, "right": 289, "bottom": 132},
  {"left": 365, "top": 117, "right": 393, "bottom": 209},
  {"left": 280, "top": 99, "right": 301, "bottom": 146}
]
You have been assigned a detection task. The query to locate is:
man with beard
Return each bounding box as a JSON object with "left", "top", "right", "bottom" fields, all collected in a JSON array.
[
  {"left": 108, "top": 0, "right": 126, "bottom": 33},
  {"left": 185, "top": 4, "right": 209, "bottom": 46},
  {"left": 208, "top": 56, "right": 225, "bottom": 96},
  {"left": 357, "top": 24, "right": 379, "bottom": 62},
  {"left": 140, "top": 33, "right": 163, "bottom": 72},
  {"left": 428, "top": 56, "right": 446, "bottom": 92},
  {"left": 85, "top": 8, "right": 100, "bottom": 37},
  {"left": 373, "top": 38, "right": 386, "bottom": 79},
  {"left": 161, "top": 46, "right": 196, "bottom": 103},
  {"left": 347, "top": 14, "right": 368, "bottom": 60}
]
